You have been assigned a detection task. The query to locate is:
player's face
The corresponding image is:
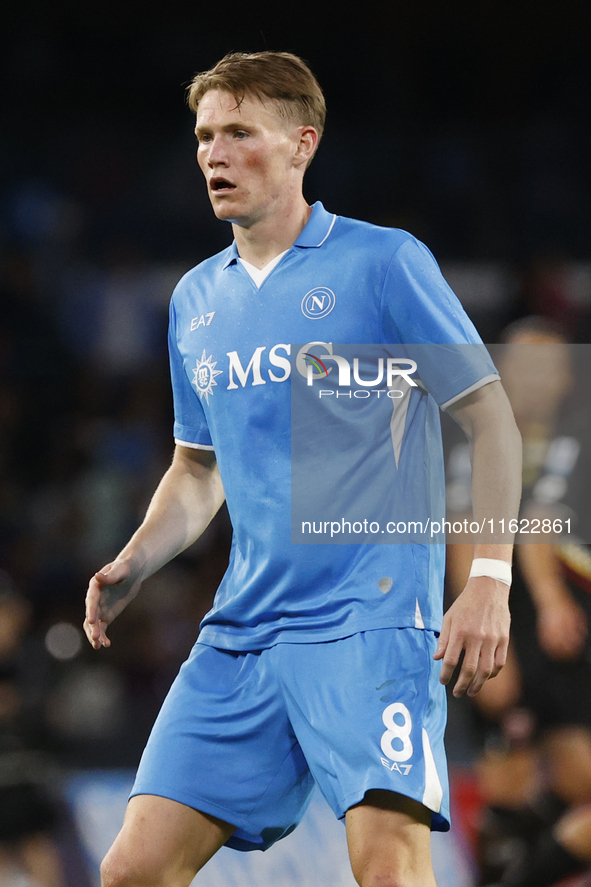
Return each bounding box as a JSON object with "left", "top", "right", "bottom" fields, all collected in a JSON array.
[{"left": 195, "top": 90, "right": 303, "bottom": 227}]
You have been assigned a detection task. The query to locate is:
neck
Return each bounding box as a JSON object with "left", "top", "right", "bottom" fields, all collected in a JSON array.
[{"left": 232, "top": 197, "right": 312, "bottom": 269}]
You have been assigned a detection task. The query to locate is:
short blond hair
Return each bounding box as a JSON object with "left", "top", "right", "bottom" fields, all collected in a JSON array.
[{"left": 187, "top": 51, "right": 326, "bottom": 144}]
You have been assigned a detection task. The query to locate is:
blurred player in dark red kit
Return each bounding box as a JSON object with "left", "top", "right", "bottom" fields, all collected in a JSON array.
[{"left": 447, "top": 317, "right": 591, "bottom": 887}]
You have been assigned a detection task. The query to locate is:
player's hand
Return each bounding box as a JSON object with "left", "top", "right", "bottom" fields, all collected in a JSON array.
[
  {"left": 433, "top": 576, "right": 510, "bottom": 697},
  {"left": 536, "top": 594, "right": 587, "bottom": 661},
  {"left": 83, "top": 559, "right": 142, "bottom": 650}
]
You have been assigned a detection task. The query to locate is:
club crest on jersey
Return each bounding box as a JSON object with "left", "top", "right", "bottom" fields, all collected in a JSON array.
[
  {"left": 301, "top": 287, "right": 336, "bottom": 319},
  {"left": 192, "top": 350, "right": 223, "bottom": 403}
]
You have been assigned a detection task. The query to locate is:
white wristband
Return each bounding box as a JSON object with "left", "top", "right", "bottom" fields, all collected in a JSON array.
[{"left": 469, "top": 558, "right": 512, "bottom": 587}]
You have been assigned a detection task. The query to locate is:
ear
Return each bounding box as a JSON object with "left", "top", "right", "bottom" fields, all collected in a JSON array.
[{"left": 293, "top": 126, "right": 319, "bottom": 170}]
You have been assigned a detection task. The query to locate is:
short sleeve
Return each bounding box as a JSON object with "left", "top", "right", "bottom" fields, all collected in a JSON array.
[
  {"left": 380, "top": 237, "right": 500, "bottom": 407},
  {"left": 168, "top": 297, "right": 213, "bottom": 448}
]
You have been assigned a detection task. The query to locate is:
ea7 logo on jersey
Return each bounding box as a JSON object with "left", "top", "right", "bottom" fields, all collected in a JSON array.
[
  {"left": 191, "top": 312, "right": 215, "bottom": 331},
  {"left": 301, "top": 287, "right": 336, "bottom": 319},
  {"left": 192, "top": 350, "right": 223, "bottom": 403}
]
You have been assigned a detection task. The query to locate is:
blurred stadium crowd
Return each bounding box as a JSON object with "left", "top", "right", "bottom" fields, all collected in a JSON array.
[{"left": 2, "top": 4, "right": 591, "bottom": 884}]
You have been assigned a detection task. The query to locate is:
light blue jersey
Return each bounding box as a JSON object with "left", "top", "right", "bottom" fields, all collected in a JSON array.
[{"left": 169, "top": 202, "right": 498, "bottom": 650}]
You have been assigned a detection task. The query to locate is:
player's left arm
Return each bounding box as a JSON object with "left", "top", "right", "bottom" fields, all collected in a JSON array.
[{"left": 436, "top": 380, "right": 522, "bottom": 697}]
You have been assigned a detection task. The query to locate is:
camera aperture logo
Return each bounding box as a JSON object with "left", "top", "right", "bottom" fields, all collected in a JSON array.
[
  {"left": 303, "top": 352, "right": 330, "bottom": 378},
  {"left": 303, "top": 350, "right": 417, "bottom": 399}
]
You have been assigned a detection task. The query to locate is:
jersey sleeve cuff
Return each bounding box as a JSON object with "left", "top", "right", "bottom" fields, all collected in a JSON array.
[
  {"left": 174, "top": 439, "right": 216, "bottom": 451},
  {"left": 439, "top": 373, "right": 501, "bottom": 410},
  {"left": 173, "top": 420, "right": 213, "bottom": 449}
]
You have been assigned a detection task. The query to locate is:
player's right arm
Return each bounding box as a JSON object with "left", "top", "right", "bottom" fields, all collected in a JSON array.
[{"left": 83, "top": 445, "right": 224, "bottom": 650}]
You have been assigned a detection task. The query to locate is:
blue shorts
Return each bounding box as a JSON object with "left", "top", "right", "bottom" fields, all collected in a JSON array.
[{"left": 131, "top": 627, "right": 450, "bottom": 851}]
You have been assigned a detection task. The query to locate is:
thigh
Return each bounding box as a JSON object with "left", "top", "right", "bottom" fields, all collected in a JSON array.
[
  {"left": 102, "top": 795, "right": 234, "bottom": 887},
  {"left": 131, "top": 643, "right": 315, "bottom": 851},
  {"left": 346, "top": 790, "right": 437, "bottom": 887},
  {"left": 276, "top": 628, "right": 450, "bottom": 830}
]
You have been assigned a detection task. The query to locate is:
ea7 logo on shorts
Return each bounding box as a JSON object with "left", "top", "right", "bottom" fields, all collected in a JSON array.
[
  {"left": 381, "top": 759, "right": 413, "bottom": 775},
  {"left": 301, "top": 287, "right": 336, "bottom": 319}
]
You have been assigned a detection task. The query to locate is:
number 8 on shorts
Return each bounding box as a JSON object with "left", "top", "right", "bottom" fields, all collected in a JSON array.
[{"left": 380, "top": 702, "right": 413, "bottom": 763}]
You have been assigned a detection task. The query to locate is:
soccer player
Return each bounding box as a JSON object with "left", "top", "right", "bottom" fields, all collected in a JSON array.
[{"left": 83, "top": 52, "right": 522, "bottom": 887}]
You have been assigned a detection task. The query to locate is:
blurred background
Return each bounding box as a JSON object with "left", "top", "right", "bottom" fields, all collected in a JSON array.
[{"left": 1, "top": 1, "right": 590, "bottom": 884}]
